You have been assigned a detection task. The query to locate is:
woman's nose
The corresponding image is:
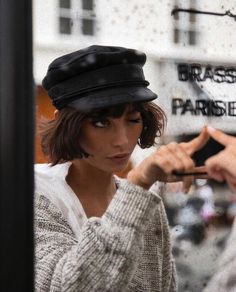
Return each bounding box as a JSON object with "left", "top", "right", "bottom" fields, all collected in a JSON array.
[{"left": 111, "top": 126, "right": 129, "bottom": 147}]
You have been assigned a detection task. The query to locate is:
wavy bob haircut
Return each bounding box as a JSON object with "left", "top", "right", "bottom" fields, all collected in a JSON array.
[{"left": 39, "top": 101, "right": 166, "bottom": 165}]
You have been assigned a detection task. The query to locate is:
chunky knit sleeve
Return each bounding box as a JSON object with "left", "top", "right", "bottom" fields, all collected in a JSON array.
[
  {"left": 159, "top": 200, "right": 178, "bottom": 292},
  {"left": 35, "top": 180, "right": 161, "bottom": 292}
]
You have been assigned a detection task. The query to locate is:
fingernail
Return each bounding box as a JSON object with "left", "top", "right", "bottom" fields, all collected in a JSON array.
[{"left": 207, "top": 126, "right": 216, "bottom": 133}]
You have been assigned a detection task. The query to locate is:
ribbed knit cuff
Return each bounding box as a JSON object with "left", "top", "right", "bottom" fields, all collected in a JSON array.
[{"left": 103, "top": 180, "right": 161, "bottom": 232}]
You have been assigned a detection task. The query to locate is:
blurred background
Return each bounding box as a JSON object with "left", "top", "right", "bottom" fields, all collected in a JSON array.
[{"left": 33, "top": 1, "right": 236, "bottom": 290}]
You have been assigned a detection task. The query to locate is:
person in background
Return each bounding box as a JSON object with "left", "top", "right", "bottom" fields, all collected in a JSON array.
[
  {"left": 204, "top": 127, "right": 236, "bottom": 292},
  {"left": 35, "top": 45, "right": 209, "bottom": 292}
]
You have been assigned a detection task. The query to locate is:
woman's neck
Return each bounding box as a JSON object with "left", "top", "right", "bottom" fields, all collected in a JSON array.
[{"left": 66, "top": 161, "right": 117, "bottom": 217}]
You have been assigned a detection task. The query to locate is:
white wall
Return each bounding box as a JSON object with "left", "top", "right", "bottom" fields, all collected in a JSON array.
[{"left": 34, "top": 0, "right": 236, "bottom": 80}]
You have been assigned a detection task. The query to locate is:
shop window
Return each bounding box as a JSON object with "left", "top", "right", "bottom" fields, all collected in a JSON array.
[
  {"left": 60, "top": 0, "right": 71, "bottom": 9},
  {"left": 58, "top": 0, "right": 95, "bottom": 36},
  {"left": 58, "top": 0, "right": 72, "bottom": 35},
  {"left": 82, "top": 18, "right": 94, "bottom": 35},
  {"left": 82, "top": 0, "right": 93, "bottom": 11},
  {"left": 174, "top": 28, "right": 180, "bottom": 43},
  {"left": 59, "top": 17, "right": 72, "bottom": 34},
  {"left": 81, "top": 0, "right": 95, "bottom": 36},
  {"left": 189, "top": 30, "right": 197, "bottom": 45}
]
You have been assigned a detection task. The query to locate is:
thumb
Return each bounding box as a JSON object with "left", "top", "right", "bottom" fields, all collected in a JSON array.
[
  {"left": 207, "top": 127, "right": 235, "bottom": 147},
  {"left": 180, "top": 127, "right": 209, "bottom": 156}
]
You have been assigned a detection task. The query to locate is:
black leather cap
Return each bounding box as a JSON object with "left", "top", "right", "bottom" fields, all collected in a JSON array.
[{"left": 42, "top": 45, "right": 158, "bottom": 111}]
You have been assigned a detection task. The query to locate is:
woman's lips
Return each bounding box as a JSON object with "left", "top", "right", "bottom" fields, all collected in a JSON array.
[{"left": 107, "top": 153, "right": 130, "bottom": 164}]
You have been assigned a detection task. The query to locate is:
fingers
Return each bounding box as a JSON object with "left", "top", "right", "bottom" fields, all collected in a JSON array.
[
  {"left": 204, "top": 129, "right": 236, "bottom": 191},
  {"left": 191, "top": 165, "right": 207, "bottom": 175},
  {"left": 156, "top": 142, "right": 195, "bottom": 175},
  {"left": 165, "top": 142, "right": 195, "bottom": 192},
  {"left": 182, "top": 175, "right": 194, "bottom": 192},
  {"left": 205, "top": 164, "right": 225, "bottom": 182},
  {"left": 180, "top": 127, "right": 210, "bottom": 156},
  {"left": 172, "top": 165, "right": 207, "bottom": 176},
  {"left": 127, "top": 142, "right": 196, "bottom": 189},
  {"left": 172, "top": 166, "right": 209, "bottom": 192},
  {"left": 226, "top": 175, "right": 236, "bottom": 193},
  {"left": 205, "top": 152, "right": 224, "bottom": 176},
  {"left": 152, "top": 143, "right": 197, "bottom": 193},
  {"left": 207, "top": 126, "right": 236, "bottom": 146},
  {"left": 205, "top": 145, "right": 236, "bottom": 179},
  {"left": 166, "top": 142, "right": 195, "bottom": 172},
  {"left": 207, "top": 165, "right": 236, "bottom": 192}
]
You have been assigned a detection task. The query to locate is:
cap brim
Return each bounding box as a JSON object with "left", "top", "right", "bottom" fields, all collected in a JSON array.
[{"left": 67, "top": 86, "right": 157, "bottom": 111}]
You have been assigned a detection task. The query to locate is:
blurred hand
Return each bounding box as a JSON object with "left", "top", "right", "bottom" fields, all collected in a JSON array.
[
  {"left": 205, "top": 127, "right": 236, "bottom": 192},
  {"left": 127, "top": 127, "right": 209, "bottom": 192}
]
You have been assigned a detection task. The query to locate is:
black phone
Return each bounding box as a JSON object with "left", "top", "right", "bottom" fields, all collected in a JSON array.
[
  {"left": 180, "top": 134, "right": 226, "bottom": 167},
  {"left": 193, "top": 137, "right": 225, "bottom": 166}
]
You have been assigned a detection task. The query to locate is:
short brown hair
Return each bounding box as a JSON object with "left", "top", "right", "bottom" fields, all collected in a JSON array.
[{"left": 39, "top": 102, "right": 166, "bottom": 165}]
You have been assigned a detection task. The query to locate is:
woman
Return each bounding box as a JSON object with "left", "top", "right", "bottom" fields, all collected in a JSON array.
[{"left": 35, "top": 45, "right": 209, "bottom": 291}]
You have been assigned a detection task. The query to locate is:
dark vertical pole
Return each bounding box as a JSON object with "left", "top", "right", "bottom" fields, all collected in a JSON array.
[{"left": 0, "top": 0, "right": 34, "bottom": 291}]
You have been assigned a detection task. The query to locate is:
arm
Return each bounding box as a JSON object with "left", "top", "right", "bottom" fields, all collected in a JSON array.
[
  {"left": 35, "top": 180, "right": 161, "bottom": 292},
  {"left": 159, "top": 200, "right": 178, "bottom": 291}
]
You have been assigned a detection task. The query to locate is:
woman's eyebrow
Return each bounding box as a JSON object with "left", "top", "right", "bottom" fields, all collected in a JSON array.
[
  {"left": 127, "top": 108, "right": 140, "bottom": 114},
  {"left": 88, "top": 112, "right": 105, "bottom": 119}
]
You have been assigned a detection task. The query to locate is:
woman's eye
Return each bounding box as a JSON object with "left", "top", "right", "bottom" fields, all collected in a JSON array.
[
  {"left": 92, "top": 119, "right": 109, "bottom": 128},
  {"left": 129, "top": 118, "right": 142, "bottom": 123}
]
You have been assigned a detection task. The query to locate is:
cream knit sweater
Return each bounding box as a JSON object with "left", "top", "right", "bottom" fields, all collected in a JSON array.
[{"left": 34, "top": 163, "right": 177, "bottom": 291}]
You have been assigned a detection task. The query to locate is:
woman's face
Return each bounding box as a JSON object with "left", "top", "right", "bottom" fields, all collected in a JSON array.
[{"left": 78, "top": 105, "right": 143, "bottom": 173}]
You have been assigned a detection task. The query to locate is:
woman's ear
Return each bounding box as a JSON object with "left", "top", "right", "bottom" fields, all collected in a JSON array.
[{"left": 54, "top": 110, "right": 59, "bottom": 119}]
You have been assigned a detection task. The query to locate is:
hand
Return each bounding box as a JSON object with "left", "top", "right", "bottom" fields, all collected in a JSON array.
[
  {"left": 127, "top": 127, "right": 209, "bottom": 191},
  {"left": 205, "top": 127, "right": 236, "bottom": 192}
]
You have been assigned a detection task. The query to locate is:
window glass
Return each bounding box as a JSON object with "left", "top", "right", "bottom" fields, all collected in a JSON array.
[
  {"left": 189, "top": 30, "right": 196, "bottom": 45},
  {"left": 82, "top": 0, "right": 93, "bottom": 11},
  {"left": 59, "top": 17, "right": 72, "bottom": 34},
  {"left": 34, "top": 2, "right": 236, "bottom": 291},
  {"left": 59, "top": 0, "right": 71, "bottom": 9},
  {"left": 81, "top": 18, "right": 94, "bottom": 35}
]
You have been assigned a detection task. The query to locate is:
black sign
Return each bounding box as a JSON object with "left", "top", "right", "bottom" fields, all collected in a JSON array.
[
  {"left": 172, "top": 98, "right": 236, "bottom": 116},
  {"left": 178, "top": 63, "right": 236, "bottom": 83}
]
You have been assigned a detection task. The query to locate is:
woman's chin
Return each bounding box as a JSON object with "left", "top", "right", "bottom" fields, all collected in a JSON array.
[{"left": 113, "top": 162, "right": 133, "bottom": 178}]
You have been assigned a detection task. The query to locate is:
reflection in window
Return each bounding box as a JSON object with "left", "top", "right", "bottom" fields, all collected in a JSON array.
[
  {"left": 174, "top": 28, "right": 179, "bottom": 43},
  {"left": 172, "top": 0, "right": 198, "bottom": 46},
  {"left": 82, "top": 0, "right": 93, "bottom": 11},
  {"left": 82, "top": 18, "right": 94, "bottom": 35},
  {"left": 81, "top": 0, "right": 95, "bottom": 36},
  {"left": 60, "top": 0, "right": 71, "bottom": 9},
  {"left": 189, "top": 10, "right": 196, "bottom": 22},
  {"left": 59, "top": 17, "right": 72, "bottom": 35},
  {"left": 173, "top": 5, "right": 179, "bottom": 21},
  {"left": 189, "top": 30, "right": 196, "bottom": 45},
  {"left": 58, "top": 0, "right": 72, "bottom": 35},
  {"left": 58, "top": 0, "right": 95, "bottom": 36}
]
